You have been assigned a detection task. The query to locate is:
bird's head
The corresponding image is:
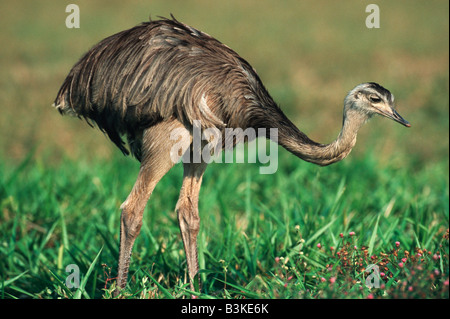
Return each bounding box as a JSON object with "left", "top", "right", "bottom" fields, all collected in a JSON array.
[{"left": 345, "top": 82, "right": 410, "bottom": 127}]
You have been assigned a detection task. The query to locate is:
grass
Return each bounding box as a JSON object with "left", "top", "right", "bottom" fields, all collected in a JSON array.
[{"left": 0, "top": 150, "right": 448, "bottom": 299}]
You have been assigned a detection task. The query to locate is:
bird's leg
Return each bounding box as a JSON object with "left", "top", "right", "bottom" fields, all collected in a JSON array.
[
  {"left": 115, "top": 165, "right": 161, "bottom": 295},
  {"left": 114, "top": 119, "right": 189, "bottom": 296},
  {"left": 176, "top": 161, "right": 207, "bottom": 293}
]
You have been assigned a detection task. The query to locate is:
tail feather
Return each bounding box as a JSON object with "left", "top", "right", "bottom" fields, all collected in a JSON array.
[{"left": 53, "top": 76, "right": 131, "bottom": 157}]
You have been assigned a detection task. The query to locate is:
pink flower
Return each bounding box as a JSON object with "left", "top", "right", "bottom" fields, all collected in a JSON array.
[
  {"left": 398, "top": 262, "right": 404, "bottom": 268},
  {"left": 401, "top": 257, "right": 407, "bottom": 263},
  {"left": 320, "top": 277, "right": 326, "bottom": 282},
  {"left": 349, "top": 231, "right": 355, "bottom": 236},
  {"left": 367, "top": 293, "right": 374, "bottom": 299},
  {"left": 329, "top": 277, "right": 336, "bottom": 284},
  {"left": 317, "top": 243, "right": 322, "bottom": 249},
  {"left": 275, "top": 257, "right": 280, "bottom": 263},
  {"left": 339, "top": 233, "right": 344, "bottom": 238},
  {"left": 380, "top": 272, "right": 386, "bottom": 277},
  {"left": 444, "top": 279, "right": 449, "bottom": 286},
  {"left": 395, "top": 241, "right": 400, "bottom": 247},
  {"left": 433, "top": 254, "right": 439, "bottom": 261},
  {"left": 408, "top": 286, "right": 413, "bottom": 292}
]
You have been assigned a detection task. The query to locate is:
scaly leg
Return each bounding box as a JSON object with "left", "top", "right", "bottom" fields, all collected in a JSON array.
[
  {"left": 114, "top": 119, "right": 191, "bottom": 296},
  {"left": 176, "top": 161, "right": 208, "bottom": 292}
]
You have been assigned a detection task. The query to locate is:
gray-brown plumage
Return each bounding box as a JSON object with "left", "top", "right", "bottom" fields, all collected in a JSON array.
[{"left": 54, "top": 16, "right": 410, "bottom": 295}]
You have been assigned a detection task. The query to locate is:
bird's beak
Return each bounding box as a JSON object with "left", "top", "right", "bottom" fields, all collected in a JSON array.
[{"left": 375, "top": 106, "right": 411, "bottom": 127}]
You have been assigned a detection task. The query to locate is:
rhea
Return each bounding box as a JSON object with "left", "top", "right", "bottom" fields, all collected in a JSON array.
[{"left": 54, "top": 16, "right": 410, "bottom": 294}]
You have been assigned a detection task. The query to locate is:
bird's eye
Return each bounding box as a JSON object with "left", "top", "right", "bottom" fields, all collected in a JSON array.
[{"left": 369, "top": 95, "right": 382, "bottom": 103}]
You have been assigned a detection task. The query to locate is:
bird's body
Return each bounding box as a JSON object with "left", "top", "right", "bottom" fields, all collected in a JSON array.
[
  {"left": 54, "top": 16, "right": 410, "bottom": 295},
  {"left": 55, "top": 17, "right": 283, "bottom": 160}
]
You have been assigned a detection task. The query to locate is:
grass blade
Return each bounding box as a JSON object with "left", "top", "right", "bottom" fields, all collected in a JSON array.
[
  {"left": 73, "top": 246, "right": 103, "bottom": 299},
  {"left": 145, "top": 271, "right": 174, "bottom": 299},
  {"left": 305, "top": 217, "right": 337, "bottom": 246},
  {"left": 368, "top": 214, "right": 381, "bottom": 257},
  {"left": 0, "top": 271, "right": 29, "bottom": 291},
  {"left": 48, "top": 268, "right": 74, "bottom": 298}
]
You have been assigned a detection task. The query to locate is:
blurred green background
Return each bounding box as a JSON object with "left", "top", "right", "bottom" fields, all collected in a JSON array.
[{"left": 0, "top": 0, "right": 448, "bottom": 167}]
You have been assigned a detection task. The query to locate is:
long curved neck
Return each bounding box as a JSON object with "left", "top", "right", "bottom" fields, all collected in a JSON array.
[{"left": 261, "top": 105, "right": 368, "bottom": 167}]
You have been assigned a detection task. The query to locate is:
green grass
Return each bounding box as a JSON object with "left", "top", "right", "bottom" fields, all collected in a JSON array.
[{"left": 0, "top": 150, "right": 448, "bottom": 298}]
